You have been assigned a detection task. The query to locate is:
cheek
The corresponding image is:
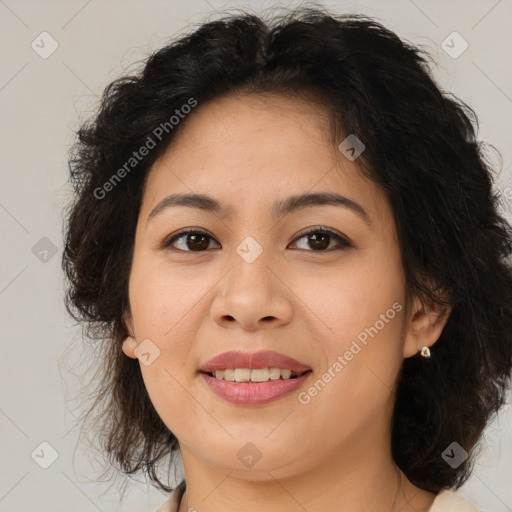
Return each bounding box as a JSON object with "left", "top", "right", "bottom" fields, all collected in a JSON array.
[
  {"left": 127, "top": 257, "right": 208, "bottom": 408},
  {"left": 295, "top": 250, "right": 405, "bottom": 349},
  {"left": 295, "top": 298, "right": 405, "bottom": 446},
  {"left": 295, "top": 247, "right": 406, "bottom": 405},
  {"left": 129, "top": 253, "right": 212, "bottom": 340}
]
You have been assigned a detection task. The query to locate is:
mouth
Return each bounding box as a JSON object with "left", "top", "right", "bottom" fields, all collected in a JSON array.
[
  {"left": 199, "top": 350, "right": 312, "bottom": 405},
  {"left": 200, "top": 349, "right": 311, "bottom": 374},
  {"left": 202, "top": 367, "right": 312, "bottom": 383}
]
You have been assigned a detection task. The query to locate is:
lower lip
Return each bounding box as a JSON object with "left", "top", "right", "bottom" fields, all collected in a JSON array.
[{"left": 200, "top": 372, "right": 311, "bottom": 405}]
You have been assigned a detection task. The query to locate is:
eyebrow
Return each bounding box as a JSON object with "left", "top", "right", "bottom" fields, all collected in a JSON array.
[{"left": 147, "top": 192, "right": 371, "bottom": 225}]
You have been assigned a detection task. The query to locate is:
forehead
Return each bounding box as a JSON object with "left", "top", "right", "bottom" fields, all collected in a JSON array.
[
  {"left": 165, "top": 92, "right": 335, "bottom": 164},
  {"left": 140, "top": 93, "right": 390, "bottom": 223}
]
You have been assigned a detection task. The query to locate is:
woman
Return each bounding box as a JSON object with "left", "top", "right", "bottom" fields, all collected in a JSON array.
[{"left": 62, "top": 7, "right": 512, "bottom": 512}]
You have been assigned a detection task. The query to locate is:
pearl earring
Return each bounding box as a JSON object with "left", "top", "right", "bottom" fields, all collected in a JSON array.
[{"left": 420, "top": 346, "right": 431, "bottom": 358}]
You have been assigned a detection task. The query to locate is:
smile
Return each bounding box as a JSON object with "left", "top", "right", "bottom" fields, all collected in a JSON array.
[
  {"left": 199, "top": 350, "right": 312, "bottom": 405},
  {"left": 206, "top": 368, "right": 307, "bottom": 382},
  {"left": 201, "top": 371, "right": 312, "bottom": 405}
]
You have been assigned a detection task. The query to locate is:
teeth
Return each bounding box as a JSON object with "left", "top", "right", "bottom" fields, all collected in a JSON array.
[
  {"left": 223, "top": 369, "right": 235, "bottom": 381},
  {"left": 234, "top": 368, "right": 251, "bottom": 382},
  {"left": 269, "top": 367, "right": 281, "bottom": 380},
  {"left": 251, "top": 368, "right": 269, "bottom": 382},
  {"left": 210, "top": 367, "right": 300, "bottom": 382},
  {"left": 280, "top": 369, "right": 292, "bottom": 379}
]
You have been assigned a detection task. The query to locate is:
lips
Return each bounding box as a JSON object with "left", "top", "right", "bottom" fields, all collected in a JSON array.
[
  {"left": 201, "top": 372, "right": 311, "bottom": 405},
  {"left": 198, "top": 350, "right": 312, "bottom": 405},
  {"left": 199, "top": 350, "right": 312, "bottom": 374}
]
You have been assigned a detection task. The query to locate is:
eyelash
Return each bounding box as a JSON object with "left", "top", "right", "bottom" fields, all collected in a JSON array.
[{"left": 161, "top": 226, "right": 353, "bottom": 253}]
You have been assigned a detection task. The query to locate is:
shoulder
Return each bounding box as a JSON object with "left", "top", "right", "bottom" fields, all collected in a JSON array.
[
  {"left": 429, "top": 489, "right": 480, "bottom": 512},
  {"left": 155, "top": 480, "right": 186, "bottom": 512}
]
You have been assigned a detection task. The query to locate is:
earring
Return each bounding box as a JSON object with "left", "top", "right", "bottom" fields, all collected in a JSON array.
[{"left": 420, "top": 346, "right": 431, "bottom": 358}]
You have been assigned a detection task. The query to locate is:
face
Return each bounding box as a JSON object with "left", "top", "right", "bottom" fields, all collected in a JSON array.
[{"left": 122, "top": 92, "right": 446, "bottom": 481}]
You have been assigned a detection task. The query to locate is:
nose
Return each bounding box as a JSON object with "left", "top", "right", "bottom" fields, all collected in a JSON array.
[{"left": 210, "top": 248, "right": 293, "bottom": 331}]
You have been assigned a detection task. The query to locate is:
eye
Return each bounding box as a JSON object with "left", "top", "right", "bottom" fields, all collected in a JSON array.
[
  {"left": 289, "top": 226, "right": 352, "bottom": 252},
  {"left": 161, "top": 226, "right": 352, "bottom": 253},
  {"left": 162, "top": 228, "right": 219, "bottom": 252}
]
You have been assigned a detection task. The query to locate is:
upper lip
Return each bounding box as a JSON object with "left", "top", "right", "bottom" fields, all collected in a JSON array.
[{"left": 200, "top": 350, "right": 311, "bottom": 373}]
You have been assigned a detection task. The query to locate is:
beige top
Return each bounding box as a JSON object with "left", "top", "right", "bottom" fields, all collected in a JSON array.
[{"left": 155, "top": 481, "right": 480, "bottom": 511}]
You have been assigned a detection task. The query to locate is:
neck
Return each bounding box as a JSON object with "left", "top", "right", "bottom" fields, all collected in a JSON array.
[{"left": 177, "top": 423, "right": 436, "bottom": 512}]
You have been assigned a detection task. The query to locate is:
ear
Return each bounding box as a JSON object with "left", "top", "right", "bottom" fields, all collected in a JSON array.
[
  {"left": 121, "top": 310, "right": 138, "bottom": 359},
  {"left": 403, "top": 294, "right": 452, "bottom": 358},
  {"left": 121, "top": 336, "right": 138, "bottom": 359}
]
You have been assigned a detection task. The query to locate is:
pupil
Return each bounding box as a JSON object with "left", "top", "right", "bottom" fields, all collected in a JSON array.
[
  {"left": 309, "top": 233, "right": 329, "bottom": 250},
  {"left": 188, "top": 234, "right": 209, "bottom": 251}
]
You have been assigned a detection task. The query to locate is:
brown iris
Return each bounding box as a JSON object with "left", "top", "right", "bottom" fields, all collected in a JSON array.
[
  {"left": 306, "top": 232, "right": 330, "bottom": 251},
  {"left": 185, "top": 233, "right": 210, "bottom": 251}
]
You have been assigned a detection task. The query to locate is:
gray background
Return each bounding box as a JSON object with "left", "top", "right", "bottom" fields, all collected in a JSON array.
[{"left": 1, "top": 1, "right": 511, "bottom": 511}]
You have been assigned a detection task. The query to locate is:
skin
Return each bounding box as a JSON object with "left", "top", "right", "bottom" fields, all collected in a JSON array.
[{"left": 122, "top": 92, "right": 451, "bottom": 512}]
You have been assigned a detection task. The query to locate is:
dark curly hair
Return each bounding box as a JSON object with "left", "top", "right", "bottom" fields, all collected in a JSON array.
[{"left": 62, "top": 5, "right": 512, "bottom": 497}]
